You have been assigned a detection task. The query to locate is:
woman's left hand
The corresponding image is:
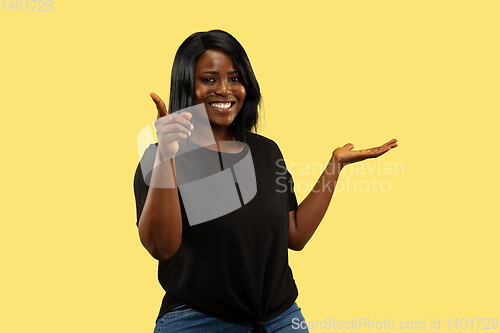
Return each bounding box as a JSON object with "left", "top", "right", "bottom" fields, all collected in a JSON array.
[{"left": 333, "top": 138, "right": 398, "bottom": 165}]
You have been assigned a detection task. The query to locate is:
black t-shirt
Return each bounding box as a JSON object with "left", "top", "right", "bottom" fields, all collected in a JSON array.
[{"left": 133, "top": 132, "right": 299, "bottom": 328}]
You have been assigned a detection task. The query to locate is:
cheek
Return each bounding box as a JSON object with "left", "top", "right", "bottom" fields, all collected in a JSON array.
[
  {"left": 239, "top": 86, "right": 246, "bottom": 101},
  {"left": 194, "top": 89, "right": 204, "bottom": 104}
]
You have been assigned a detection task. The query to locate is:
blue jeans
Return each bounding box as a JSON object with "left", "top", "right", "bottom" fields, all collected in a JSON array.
[{"left": 153, "top": 302, "right": 309, "bottom": 333}]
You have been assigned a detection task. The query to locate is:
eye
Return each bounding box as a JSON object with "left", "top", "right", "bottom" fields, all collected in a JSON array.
[
  {"left": 229, "top": 77, "right": 240, "bottom": 83},
  {"left": 202, "top": 77, "right": 215, "bottom": 83}
]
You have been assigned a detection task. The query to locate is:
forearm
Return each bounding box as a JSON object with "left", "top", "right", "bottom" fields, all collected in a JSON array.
[
  {"left": 138, "top": 153, "right": 182, "bottom": 261},
  {"left": 291, "top": 156, "right": 343, "bottom": 250}
]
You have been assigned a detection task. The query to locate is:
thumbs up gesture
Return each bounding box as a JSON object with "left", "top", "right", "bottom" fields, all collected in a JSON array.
[{"left": 150, "top": 92, "right": 194, "bottom": 160}]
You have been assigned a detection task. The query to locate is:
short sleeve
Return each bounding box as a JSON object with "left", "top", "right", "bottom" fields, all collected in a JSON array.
[{"left": 287, "top": 170, "right": 298, "bottom": 212}]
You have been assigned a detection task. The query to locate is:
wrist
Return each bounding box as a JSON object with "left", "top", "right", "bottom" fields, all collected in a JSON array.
[
  {"left": 329, "top": 155, "right": 345, "bottom": 175},
  {"left": 325, "top": 156, "right": 345, "bottom": 177},
  {"left": 155, "top": 147, "right": 175, "bottom": 165}
]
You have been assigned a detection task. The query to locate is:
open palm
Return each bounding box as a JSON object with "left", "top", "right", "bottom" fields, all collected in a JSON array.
[{"left": 333, "top": 139, "right": 398, "bottom": 165}]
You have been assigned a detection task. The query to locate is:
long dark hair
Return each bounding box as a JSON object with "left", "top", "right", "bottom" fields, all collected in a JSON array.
[{"left": 168, "top": 30, "right": 261, "bottom": 142}]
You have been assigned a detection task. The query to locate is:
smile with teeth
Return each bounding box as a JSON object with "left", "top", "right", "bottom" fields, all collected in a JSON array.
[{"left": 209, "top": 102, "right": 234, "bottom": 110}]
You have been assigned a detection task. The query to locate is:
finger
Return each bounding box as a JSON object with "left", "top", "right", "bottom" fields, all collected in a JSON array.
[
  {"left": 160, "top": 123, "right": 192, "bottom": 137},
  {"left": 389, "top": 139, "right": 398, "bottom": 149},
  {"left": 355, "top": 147, "right": 388, "bottom": 159},
  {"left": 150, "top": 92, "right": 167, "bottom": 118},
  {"left": 162, "top": 132, "right": 190, "bottom": 143},
  {"left": 366, "top": 145, "right": 392, "bottom": 158},
  {"left": 179, "top": 111, "right": 193, "bottom": 126},
  {"left": 381, "top": 140, "right": 398, "bottom": 150},
  {"left": 368, "top": 139, "right": 397, "bottom": 152},
  {"left": 382, "top": 138, "right": 398, "bottom": 146},
  {"left": 155, "top": 113, "right": 194, "bottom": 131}
]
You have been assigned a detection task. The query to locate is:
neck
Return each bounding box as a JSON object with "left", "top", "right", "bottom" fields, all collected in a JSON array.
[
  {"left": 189, "top": 124, "right": 236, "bottom": 152},
  {"left": 210, "top": 125, "right": 235, "bottom": 142}
]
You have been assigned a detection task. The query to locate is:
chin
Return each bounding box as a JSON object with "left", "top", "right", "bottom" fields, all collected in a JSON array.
[
  {"left": 208, "top": 113, "right": 239, "bottom": 127},
  {"left": 209, "top": 119, "right": 236, "bottom": 128}
]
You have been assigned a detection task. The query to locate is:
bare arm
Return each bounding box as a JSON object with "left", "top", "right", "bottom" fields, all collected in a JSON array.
[
  {"left": 138, "top": 155, "right": 183, "bottom": 261},
  {"left": 137, "top": 93, "right": 193, "bottom": 261},
  {"left": 288, "top": 139, "right": 398, "bottom": 251}
]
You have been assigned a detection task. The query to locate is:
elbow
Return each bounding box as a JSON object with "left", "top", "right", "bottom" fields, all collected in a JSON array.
[
  {"left": 150, "top": 248, "right": 177, "bottom": 261},
  {"left": 146, "top": 241, "right": 181, "bottom": 261},
  {"left": 288, "top": 229, "right": 308, "bottom": 251},
  {"left": 138, "top": 225, "right": 181, "bottom": 261},
  {"left": 288, "top": 239, "right": 306, "bottom": 251},
  {"left": 289, "top": 245, "right": 305, "bottom": 251}
]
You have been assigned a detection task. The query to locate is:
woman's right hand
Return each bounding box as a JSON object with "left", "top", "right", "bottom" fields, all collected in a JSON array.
[{"left": 150, "top": 92, "right": 194, "bottom": 160}]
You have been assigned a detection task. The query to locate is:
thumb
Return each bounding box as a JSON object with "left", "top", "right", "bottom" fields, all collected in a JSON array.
[
  {"left": 150, "top": 92, "right": 167, "bottom": 118},
  {"left": 343, "top": 143, "right": 354, "bottom": 150}
]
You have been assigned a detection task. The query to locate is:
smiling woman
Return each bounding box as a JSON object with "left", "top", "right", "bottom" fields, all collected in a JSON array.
[{"left": 133, "top": 29, "right": 397, "bottom": 333}]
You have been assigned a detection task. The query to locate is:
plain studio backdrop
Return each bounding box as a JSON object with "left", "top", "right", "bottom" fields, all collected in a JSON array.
[{"left": 1, "top": 0, "right": 499, "bottom": 332}]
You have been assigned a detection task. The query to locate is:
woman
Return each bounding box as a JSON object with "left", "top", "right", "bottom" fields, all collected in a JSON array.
[{"left": 134, "top": 30, "right": 398, "bottom": 333}]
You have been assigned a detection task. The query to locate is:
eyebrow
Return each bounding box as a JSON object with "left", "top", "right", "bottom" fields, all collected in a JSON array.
[{"left": 200, "top": 71, "right": 239, "bottom": 75}]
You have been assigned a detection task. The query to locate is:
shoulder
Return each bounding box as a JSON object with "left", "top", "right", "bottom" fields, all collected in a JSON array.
[
  {"left": 135, "top": 143, "right": 159, "bottom": 186},
  {"left": 245, "top": 132, "right": 281, "bottom": 151},
  {"left": 244, "top": 133, "right": 286, "bottom": 167}
]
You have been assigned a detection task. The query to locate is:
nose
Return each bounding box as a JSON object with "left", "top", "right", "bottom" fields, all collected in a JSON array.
[{"left": 214, "top": 79, "right": 232, "bottom": 96}]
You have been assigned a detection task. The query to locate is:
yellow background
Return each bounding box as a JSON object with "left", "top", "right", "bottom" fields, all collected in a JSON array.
[{"left": 1, "top": 0, "right": 499, "bottom": 332}]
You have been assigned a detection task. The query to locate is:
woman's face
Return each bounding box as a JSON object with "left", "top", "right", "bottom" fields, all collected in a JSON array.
[{"left": 194, "top": 49, "right": 246, "bottom": 129}]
